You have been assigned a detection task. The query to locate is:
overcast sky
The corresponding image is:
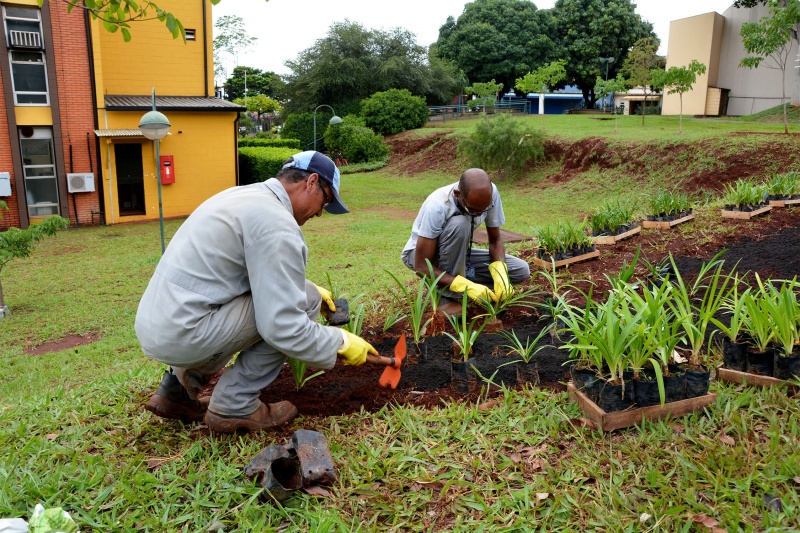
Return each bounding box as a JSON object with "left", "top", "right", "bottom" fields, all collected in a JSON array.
[{"left": 212, "top": 0, "right": 737, "bottom": 77}]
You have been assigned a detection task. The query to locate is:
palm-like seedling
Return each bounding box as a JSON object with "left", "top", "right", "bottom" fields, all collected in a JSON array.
[
  {"left": 499, "top": 326, "right": 551, "bottom": 363},
  {"left": 765, "top": 279, "right": 800, "bottom": 357},
  {"left": 739, "top": 275, "right": 776, "bottom": 352},
  {"left": 386, "top": 270, "right": 438, "bottom": 346},
  {"left": 590, "top": 199, "right": 636, "bottom": 234},
  {"left": 443, "top": 292, "right": 489, "bottom": 361},
  {"left": 711, "top": 273, "right": 750, "bottom": 344}
]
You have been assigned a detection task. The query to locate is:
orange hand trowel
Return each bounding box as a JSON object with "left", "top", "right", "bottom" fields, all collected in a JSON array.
[{"left": 365, "top": 333, "right": 406, "bottom": 389}]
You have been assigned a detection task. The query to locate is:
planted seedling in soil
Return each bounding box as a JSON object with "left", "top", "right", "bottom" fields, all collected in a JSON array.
[
  {"left": 499, "top": 326, "right": 551, "bottom": 385},
  {"left": 386, "top": 263, "right": 444, "bottom": 361},
  {"left": 444, "top": 292, "right": 489, "bottom": 391},
  {"left": 287, "top": 358, "right": 325, "bottom": 391}
]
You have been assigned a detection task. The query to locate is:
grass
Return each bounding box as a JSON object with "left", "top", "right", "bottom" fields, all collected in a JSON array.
[{"left": 2, "top": 116, "right": 800, "bottom": 531}]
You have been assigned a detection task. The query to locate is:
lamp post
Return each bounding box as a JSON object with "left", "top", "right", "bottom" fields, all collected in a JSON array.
[
  {"left": 138, "top": 87, "right": 171, "bottom": 253},
  {"left": 312, "top": 104, "right": 342, "bottom": 151},
  {"left": 599, "top": 57, "right": 615, "bottom": 112}
]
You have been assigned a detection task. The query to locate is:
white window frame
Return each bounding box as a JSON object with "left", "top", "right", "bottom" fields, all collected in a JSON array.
[
  {"left": 9, "top": 50, "right": 49, "bottom": 105},
  {"left": 3, "top": 5, "right": 43, "bottom": 49}
]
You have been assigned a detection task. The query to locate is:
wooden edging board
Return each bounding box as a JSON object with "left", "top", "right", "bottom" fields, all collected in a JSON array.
[
  {"left": 592, "top": 225, "right": 641, "bottom": 245},
  {"left": 567, "top": 382, "right": 717, "bottom": 432},
  {"left": 531, "top": 250, "right": 600, "bottom": 270},
  {"left": 720, "top": 205, "right": 772, "bottom": 219},
  {"left": 641, "top": 213, "right": 695, "bottom": 229},
  {"left": 768, "top": 198, "right": 800, "bottom": 207},
  {"left": 716, "top": 366, "right": 799, "bottom": 395}
]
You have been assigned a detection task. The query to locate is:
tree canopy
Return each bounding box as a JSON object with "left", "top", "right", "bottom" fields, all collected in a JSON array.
[
  {"left": 435, "top": 0, "right": 561, "bottom": 92},
  {"left": 282, "top": 20, "right": 464, "bottom": 115},
  {"left": 553, "top": 0, "right": 655, "bottom": 107},
  {"left": 224, "top": 66, "right": 284, "bottom": 101},
  {"left": 621, "top": 37, "right": 664, "bottom": 124},
  {"left": 654, "top": 60, "right": 707, "bottom": 133},
  {"left": 214, "top": 15, "right": 258, "bottom": 86},
  {"left": 516, "top": 60, "right": 568, "bottom": 95}
]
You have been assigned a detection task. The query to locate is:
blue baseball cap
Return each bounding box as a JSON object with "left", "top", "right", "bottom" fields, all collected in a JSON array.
[{"left": 282, "top": 151, "right": 349, "bottom": 214}]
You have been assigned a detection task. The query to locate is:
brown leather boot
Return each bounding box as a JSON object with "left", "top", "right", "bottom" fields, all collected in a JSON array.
[
  {"left": 144, "top": 370, "right": 209, "bottom": 423},
  {"left": 205, "top": 400, "right": 298, "bottom": 434}
]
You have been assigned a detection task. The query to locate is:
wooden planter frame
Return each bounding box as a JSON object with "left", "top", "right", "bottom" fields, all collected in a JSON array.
[
  {"left": 715, "top": 366, "right": 799, "bottom": 395},
  {"left": 768, "top": 198, "right": 800, "bottom": 208},
  {"left": 567, "top": 382, "right": 717, "bottom": 432},
  {"left": 592, "top": 225, "right": 641, "bottom": 245},
  {"left": 641, "top": 213, "right": 695, "bottom": 229},
  {"left": 721, "top": 205, "right": 772, "bottom": 220},
  {"left": 532, "top": 250, "right": 600, "bottom": 269}
]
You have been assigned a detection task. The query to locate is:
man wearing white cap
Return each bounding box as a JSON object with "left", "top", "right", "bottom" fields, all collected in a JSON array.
[{"left": 135, "top": 151, "right": 377, "bottom": 433}]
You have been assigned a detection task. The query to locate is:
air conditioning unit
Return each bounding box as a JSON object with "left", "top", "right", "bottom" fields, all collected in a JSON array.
[{"left": 67, "top": 173, "right": 95, "bottom": 193}]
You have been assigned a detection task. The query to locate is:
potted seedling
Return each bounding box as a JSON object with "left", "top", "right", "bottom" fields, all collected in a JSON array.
[
  {"left": 499, "top": 326, "right": 551, "bottom": 386},
  {"left": 767, "top": 278, "right": 800, "bottom": 380},
  {"left": 712, "top": 274, "right": 751, "bottom": 372},
  {"left": 739, "top": 276, "right": 777, "bottom": 376},
  {"left": 766, "top": 171, "right": 800, "bottom": 207},
  {"left": 443, "top": 292, "right": 489, "bottom": 392},
  {"left": 721, "top": 178, "right": 771, "bottom": 219},
  {"left": 642, "top": 189, "right": 694, "bottom": 229},
  {"left": 664, "top": 252, "right": 734, "bottom": 397},
  {"left": 590, "top": 199, "right": 640, "bottom": 244}
]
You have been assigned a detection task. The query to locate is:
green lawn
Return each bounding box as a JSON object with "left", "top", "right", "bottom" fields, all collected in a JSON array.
[{"left": 1, "top": 116, "right": 799, "bottom": 531}]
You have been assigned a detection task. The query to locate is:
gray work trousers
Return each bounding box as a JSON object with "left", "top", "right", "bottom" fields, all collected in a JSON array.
[
  {"left": 172, "top": 280, "right": 321, "bottom": 417},
  {"left": 401, "top": 215, "right": 531, "bottom": 299}
]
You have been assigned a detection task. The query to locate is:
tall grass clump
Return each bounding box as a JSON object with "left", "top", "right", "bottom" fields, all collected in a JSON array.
[{"left": 457, "top": 113, "right": 545, "bottom": 178}]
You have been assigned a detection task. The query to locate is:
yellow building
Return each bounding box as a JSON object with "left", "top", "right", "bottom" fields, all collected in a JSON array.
[
  {"left": 664, "top": 4, "right": 799, "bottom": 116},
  {"left": 92, "top": 0, "right": 243, "bottom": 224}
]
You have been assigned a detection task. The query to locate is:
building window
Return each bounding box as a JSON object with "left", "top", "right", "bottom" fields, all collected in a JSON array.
[
  {"left": 10, "top": 50, "right": 48, "bottom": 104},
  {"left": 20, "top": 127, "right": 59, "bottom": 218},
  {"left": 3, "top": 5, "right": 43, "bottom": 49},
  {"left": 185, "top": 29, "right": 195, "bottom": 41}
]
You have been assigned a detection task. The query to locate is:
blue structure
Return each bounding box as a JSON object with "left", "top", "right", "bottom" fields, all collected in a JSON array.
[{"left": 502, "top": 85, "right": 605, "bottom": 114}]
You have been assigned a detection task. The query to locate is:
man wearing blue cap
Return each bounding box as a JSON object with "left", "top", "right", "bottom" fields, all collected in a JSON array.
[{"left": 135, "top": 151, "right": 378, "bottom": 433}]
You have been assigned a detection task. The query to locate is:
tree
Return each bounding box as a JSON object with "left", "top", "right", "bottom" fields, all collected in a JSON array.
[
  {"left": 739, "top": 0, "right": 800, "bottom": 134},
  {"left": 224, "top": 66, "right": 284, "bottom": 101},
  {"left": 655, "top": 60, "right": 707, "bottom": 134},
  {"left": 435, "top": 0, "right": 561, "bottom": 91},
  {"left": 214, "top": 15, "right": 258, "bottom": 87},
  {"left": 465, "top": 80, "right": 504, "bottom": 115},
  {"left": 621, "top": 37, "right": 664, "bottom": 125},
  {"left": 515, "top": 60, "right": 567, "bottom": 94},
  {"left": 552, "top": 0, "right": 655, "bottom": 107},
  {"left": 283, "top": 21, "right": 463, "bottom": 114},
  {"left": 0, "top": 215, "right": 69, "bottom": 316},
  {"left": 594, "top": 74, "right": 627, "bottom": 132}
]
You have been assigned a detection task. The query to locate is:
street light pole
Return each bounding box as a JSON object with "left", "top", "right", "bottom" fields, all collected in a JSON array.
[
  {"left": 139, "top": 88, "right": 171, "bottom": 253},
  {"left": 599, "top": 57, "right": 615, "bottom": 112},
  {"left": 313, "top": 104, "right": 343, "bottom": 151}
]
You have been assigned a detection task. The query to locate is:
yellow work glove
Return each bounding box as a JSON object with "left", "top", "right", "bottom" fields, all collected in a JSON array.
[
  {"left": 450, "top": 275, "right": 497, "bottom": 303},
  {"left": 489, "top": 261, "right": 513, "bottom": 302},
  {"left": 337, "top": 330, "right": 378, "bottom": 366},
  {"left": 314, "top": 284, "right": 336, "bottom": 312}
]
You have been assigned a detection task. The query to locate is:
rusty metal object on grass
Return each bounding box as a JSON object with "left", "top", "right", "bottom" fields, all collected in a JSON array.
[{"left": 244, "top": 430, "right": 337, "bottom": 502}]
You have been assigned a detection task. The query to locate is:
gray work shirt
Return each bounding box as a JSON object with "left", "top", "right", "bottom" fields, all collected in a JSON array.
[
  {"left": 402, "top": 181, "right": 505, "bottom": 253},
  {"left": 134, "top": 178, "right": 340, "bottom": 369}
]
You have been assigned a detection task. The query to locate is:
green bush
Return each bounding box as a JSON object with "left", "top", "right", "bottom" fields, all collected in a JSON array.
[
  {"left": 238, "top": 147, "right": 297, "bottom": 185},
  {"left": 361, "top": 88, "right": 429, "bottom": 135},
  {"left": 238, "top": 138, "right": 302, "bottom": 150},
  {"left": 457, "top": 114, "right": 545, "bottom": 178},
  {"left": 323, "top": 115, "right": 389, "bottom": 164},
  {"left": 340, "top": 158, "right": 389, "bottom": 174},
  {"left": 281, "top": 113, "right": 315, "bottom": 151}
]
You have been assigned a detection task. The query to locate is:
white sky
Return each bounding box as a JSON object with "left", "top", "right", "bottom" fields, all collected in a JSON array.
[{"left": 212, "top": 0, "right": 736, "bottom": 77}]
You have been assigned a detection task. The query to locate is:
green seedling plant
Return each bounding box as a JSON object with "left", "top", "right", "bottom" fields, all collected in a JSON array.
[
  {"left": 604, "top": 246, "right": 641, "bottom": 291},
  {"left": 765, "top": 278, "right": 800, "bottom": 358},
  {"left": 386, "top": 268, "right": 444, "bottom": 347},
  {"left": 443, "top": 292, "right": 489, "bottom": 361},
  {"left": 648, "top": 189, "right": 692, "bottom": 217},
  {"left": 722, "top": 178, "right": 766, "bottom": 208},
  {"left": 287, "top": 358, "right": 325, "bottom": 391},
  {"left": 766, "top": 171, "right": 799, "bottom": 198},
  {"left": 423, "top": 259, "right": 444, "bottom": 314},
  {"left": 475, "top": 264, "right": 539, "bottom": 320},
  {"left": 499, "top": 325, "right": 552, "bottom": 364},
  {"left": 590, "top": 199, "right": 636, "bottom": 235},
  {"left": 343, "top": 296, "right": 367, "bottom": 336},
  {"left": 382, "top": 304, "right": 406, "bottom": 333},
  {"left": 740, "top": 274, "right": 777, "bottom": 352},
  {"left": 712, "top": 273, "right": 751, "bottom": 344}
]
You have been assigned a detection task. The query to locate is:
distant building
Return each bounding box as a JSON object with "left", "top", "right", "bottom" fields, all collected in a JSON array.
[
  {"left": 663, "top": 4, "right": 798, "bottom": 116},
  {"left": 0, "top": 0, "right": 243, "bottom": 230}
]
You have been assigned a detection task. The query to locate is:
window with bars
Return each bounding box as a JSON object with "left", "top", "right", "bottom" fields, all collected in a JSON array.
[{"left": 3, "top": 6, "right": 48, "bottom": 105}]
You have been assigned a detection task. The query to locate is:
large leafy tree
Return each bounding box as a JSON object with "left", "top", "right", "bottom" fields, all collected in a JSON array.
[
  {"left": 224, "top": 66, "right": 284, "bottom": 101},
  {"left": 282, "top": 21, "right": 464, "bottom": 114},
  {"left": 435, "top": 0, "right": 561, "bottom": 91},
  {"left": 552, "top": 0, "right": 654, "bottom": 107},
  {"left": 214, "top": 15, "right": 258, "bottom": 87}
]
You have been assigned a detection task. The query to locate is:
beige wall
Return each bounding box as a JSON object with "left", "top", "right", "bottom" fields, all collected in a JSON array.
[
  {"left": 662, "top": 12, "right": 724, "bottom": 116},
  {"left": 665, "top": 4, "right": 800, "bottom": 116}
]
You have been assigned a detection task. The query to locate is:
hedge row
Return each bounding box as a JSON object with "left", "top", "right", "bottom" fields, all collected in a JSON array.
[
  {"left": 238, "top": 147, "right": 297, "bottom": 185},
  {"left": 238, "top": 138, "right": 302, "bottom": 149}
]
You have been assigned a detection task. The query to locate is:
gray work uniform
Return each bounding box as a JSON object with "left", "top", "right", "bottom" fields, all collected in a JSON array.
[
  {"left": 134, "top": 178, "right": 342, "bottom": 416},
  {"left": 401, "top": 182, "right": 530, "bottom": 298}
]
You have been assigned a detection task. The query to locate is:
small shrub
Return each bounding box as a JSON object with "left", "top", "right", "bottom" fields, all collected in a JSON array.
[
  {"left": 238, "top": 146, "right": 297, "bottom": 185},
  {"left": 281, "top": 112, "right": 315, "bottom": 150},
  {"left": 361, "top": 89, "right": 429, "bottom": 135},
  {"left": 238, "top": 138, "right": 302, "bottom": 150},
  {"left": 457, "top": 114, "right": 545, "bottom": 178},
  {"left": 324, "top": 115, "right": 389, "bottom": 164}
]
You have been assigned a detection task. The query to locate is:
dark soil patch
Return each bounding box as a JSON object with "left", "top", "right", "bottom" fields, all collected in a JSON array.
[{"left": 25, "top": 332, "right": 101, "bottom": 356}]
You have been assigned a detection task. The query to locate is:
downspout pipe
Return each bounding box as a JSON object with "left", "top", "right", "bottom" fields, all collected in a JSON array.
[
  {"left": 202, "top": 0, "right": 209, "bottom": 97},
  {"left": 85, "top": 8, "right": 105, "bottom": 225}
]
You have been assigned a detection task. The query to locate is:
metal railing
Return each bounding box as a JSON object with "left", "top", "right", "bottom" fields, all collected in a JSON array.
[{"left": 428, "top": 100, "right": 530, "bottom": 122}]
